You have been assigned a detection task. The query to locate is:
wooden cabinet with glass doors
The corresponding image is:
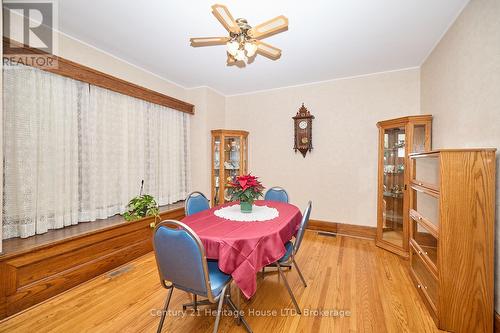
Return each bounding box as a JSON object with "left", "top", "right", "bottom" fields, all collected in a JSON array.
[
  {"left": 211, "top": 130, "right": 248, "bottom": 207},
  {"left": 407, "top": 149, "right": 495, "bottom": 332},
  {"left": 376, "top": 115, "right": 432, "bottom": 257}
]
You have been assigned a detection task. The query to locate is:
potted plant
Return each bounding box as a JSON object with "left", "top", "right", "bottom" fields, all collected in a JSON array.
[
  {"left": 227, "top": 174, "right": 265, "bottom": 213},
  {"left": 123, "top": 180, "right": 160, "bottom": 223}
]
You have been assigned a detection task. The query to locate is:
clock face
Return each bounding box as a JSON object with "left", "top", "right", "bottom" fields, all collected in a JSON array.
[{"left": 298, "top": 120, "right": 308, "bottom": 130}]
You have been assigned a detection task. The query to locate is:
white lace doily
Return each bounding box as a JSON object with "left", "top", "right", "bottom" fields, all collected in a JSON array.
[{"left": 214, "top": 204, "right": 279, "bottom": 222}]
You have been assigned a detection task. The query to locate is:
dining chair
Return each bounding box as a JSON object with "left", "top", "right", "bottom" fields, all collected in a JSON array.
[
  {"left": 185, "top": 191, "right": 210, "bottom": 216},
  {"left": 152, "top": 220, "right": 252, "bottom": 333},
  {"left": 263, "top": 201, "right": 312, "bottom": 314},
  {"left": 264, "top": 187, "right": 289, "bottom": 203}
]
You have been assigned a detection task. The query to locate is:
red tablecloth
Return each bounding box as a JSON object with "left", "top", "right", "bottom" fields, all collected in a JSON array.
[{"left": 181, "top": 200, "right": 302, "bottom": 299}]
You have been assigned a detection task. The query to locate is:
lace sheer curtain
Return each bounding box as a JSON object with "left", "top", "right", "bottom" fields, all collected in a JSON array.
[{"left": 3, "top": 64, "right": 190, "bottom": 239}]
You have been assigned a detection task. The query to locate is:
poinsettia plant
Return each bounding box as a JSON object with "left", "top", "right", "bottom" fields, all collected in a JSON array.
[{"left": 227, "top": 174, "right": 265, "bottom": 204}]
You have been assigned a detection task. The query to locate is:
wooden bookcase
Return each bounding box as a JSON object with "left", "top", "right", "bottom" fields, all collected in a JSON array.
[
  {"left": 211, "top": 130, "right": 249, "bottom": 207},
  {"left": 408, "top": 149, "right": 496, "bottom": 332},
  {"left": 376, "top": 115, "right": 432, "bottom": 257}
]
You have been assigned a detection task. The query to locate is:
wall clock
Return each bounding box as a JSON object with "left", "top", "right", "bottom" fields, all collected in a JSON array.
[{"left": 293, "top": 103, "right": 315, "bottom": 157}]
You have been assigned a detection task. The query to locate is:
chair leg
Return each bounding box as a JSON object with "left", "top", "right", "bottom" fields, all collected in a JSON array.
[
  {"left": 213, "top": 285, "right": 227, "bottom": 333},
  {"left": 292, "top": 258, "right": 307, "bottom": 287},
  {"left": 276, "top": 262, "right": 301, "bottom": 314},
  {"left": 157, "top": 288, "right": 173, "bottom": 333},
  {"left": 194, "top": 294, "right": 197, "bottom": 312},
  {"left": 226, "top": 291, "right": 253, "bottom": 333}
]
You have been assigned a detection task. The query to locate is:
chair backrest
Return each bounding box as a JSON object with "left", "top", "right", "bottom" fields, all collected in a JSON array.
[
  {"left": 185, "top": 191, "right": 210, "bottom": 216},
  {"left": 264, "top": 187, "right": 289, "bottom": 203},
  {"left": 293, "top": 201, "right": 312, "bottom": 255},
  {"left": 152, "top": 220, "right": 214, "bottom": 300}
]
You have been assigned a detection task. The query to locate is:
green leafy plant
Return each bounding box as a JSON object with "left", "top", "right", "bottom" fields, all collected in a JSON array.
[{"left": 123, "top": 194, "right": 160, "bottom": 221}]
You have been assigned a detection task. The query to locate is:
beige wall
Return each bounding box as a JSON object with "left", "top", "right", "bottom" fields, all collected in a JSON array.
[
  {"left": 187, "top": 87, "right": 226, "bottom": 197},
  {"left": 226, "top": 68, "right": 421, "bottom": 226},
  {"left": 421, "top": 0, "right": 500, "bottom": 310},
  {"left": 56, "top": 33, "right": 187, "bottom": 101}
]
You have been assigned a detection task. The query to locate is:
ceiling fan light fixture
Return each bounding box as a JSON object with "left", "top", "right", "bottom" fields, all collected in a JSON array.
[
  {"left": 234, "top": 49, "right": 247, "bottom": 62},
  {"left": 191, "top": 4, "right": 288, "bottom": 65},
  {"left": 226, "top": 40, "right": 239, "bottom": 56},
  {"left": 244, "top": 42, "right": 257, "bottom": 57}
]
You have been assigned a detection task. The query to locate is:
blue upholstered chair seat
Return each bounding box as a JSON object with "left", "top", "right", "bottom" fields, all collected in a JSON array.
[
  {"left": 171, "top": 260, "right": 231, "bottom": 297},
  {"left": 207, "top": 261, "right": 231, "bottom": 297},
  {"left": 279, "top": 241, "right": 294, "bottom": 263}
]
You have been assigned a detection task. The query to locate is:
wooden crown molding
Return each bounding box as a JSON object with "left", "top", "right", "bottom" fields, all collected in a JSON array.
[{"left": 2, "top": 37, "right": 194, "bottom": 114}]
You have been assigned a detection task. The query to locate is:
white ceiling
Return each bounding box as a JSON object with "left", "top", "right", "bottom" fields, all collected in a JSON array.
[{"left": 58, "top": 0, "right": 469, "bottom": 95}]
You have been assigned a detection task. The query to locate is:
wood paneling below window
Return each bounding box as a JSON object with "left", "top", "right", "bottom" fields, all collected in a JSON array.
[{"left": 0, "top": 205, "right": 185, "bottom": 320}]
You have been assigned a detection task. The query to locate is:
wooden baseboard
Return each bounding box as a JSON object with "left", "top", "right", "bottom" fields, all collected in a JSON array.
[
  {"left": 0, "top": 207, "right": 184, "bottom": 320},
  {"left": 308, "top": 220, "right": 376, "bottom": 240},
  {"left": 495, "top": 312, "right": 500, "bottom": 333},
  {"left": 307, "top": 219, "right": 337, "bottom": 233}
]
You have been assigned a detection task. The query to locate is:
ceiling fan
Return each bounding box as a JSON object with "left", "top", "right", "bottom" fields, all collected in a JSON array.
[{"left": 190, "top": 4, "right": 288, "bottom": 65}]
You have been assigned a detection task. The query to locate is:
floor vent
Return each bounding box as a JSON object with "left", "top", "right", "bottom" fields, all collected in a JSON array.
[
  {"left": 317, "top": 231, "right": 337, "bottom": 238},
  {"left": 107, "top": 264, "right": 133, "bottom": 278}
]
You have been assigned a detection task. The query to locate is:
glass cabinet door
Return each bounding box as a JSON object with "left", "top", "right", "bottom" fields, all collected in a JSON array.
[
  {"left": 377, "top": 116, "right": 432, "bottom": 257},
  {"left": 411, "top": 124, "right": 429, "bottom": 154},
  {"left": 211, "top": 130, "right": 249, "bottom": 207},
  {"left": 381, "top": 126, "right": 406, "bottom": 248},
  {"left": 223, "top": 136, "right": 241, "bottom": 203},
  {"left": 213, "top": 135, "right": 221, "bottom": 206}
]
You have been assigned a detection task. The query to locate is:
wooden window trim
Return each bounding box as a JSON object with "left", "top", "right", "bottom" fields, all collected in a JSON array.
[{"left": 2, "top": 37, "right": 194, "bottom": 114}]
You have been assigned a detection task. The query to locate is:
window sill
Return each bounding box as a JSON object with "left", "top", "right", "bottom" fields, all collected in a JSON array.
[{"left": 1, "top": 201, "right": 185, "bottom": 259}]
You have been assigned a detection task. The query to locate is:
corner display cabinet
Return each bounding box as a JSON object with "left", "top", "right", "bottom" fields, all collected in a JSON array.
[
  {"left": 376, "top": 115, "right": 432, "bottom": 257},
  {"left": 211, "top": 130, "right": 249, "bottom": 207}
]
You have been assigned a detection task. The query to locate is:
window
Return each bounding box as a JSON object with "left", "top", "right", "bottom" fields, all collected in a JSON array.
[{"left": 2, "top": 64, "right": 190, "bottom": 239}]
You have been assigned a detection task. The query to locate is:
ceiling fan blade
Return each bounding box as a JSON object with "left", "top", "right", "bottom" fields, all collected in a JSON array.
[
  {"left": 256, "top": 41, "right": 282, "bottom": 60},
  {"left": 211, "top": 4, "right": 241, "bottom": 34},
  {"left": 249, "top": 15, "right": 288, "bottom": 39},
  {"left": 190, "top": 37, "right": 230, "bottom": 47}
]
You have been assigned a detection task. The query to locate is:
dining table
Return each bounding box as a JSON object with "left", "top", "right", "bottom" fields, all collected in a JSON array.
[{"left": 181, "top": 199, "right": 303, "bottom": 299}]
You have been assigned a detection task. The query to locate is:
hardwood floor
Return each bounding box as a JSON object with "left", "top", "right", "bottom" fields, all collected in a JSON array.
[{"left": 0, "top": 231, "right": 443, "bottom": 333}]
